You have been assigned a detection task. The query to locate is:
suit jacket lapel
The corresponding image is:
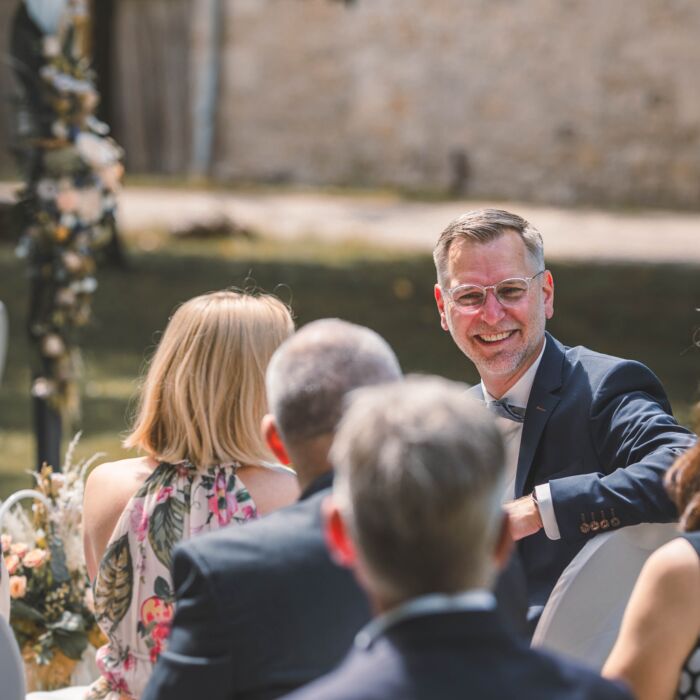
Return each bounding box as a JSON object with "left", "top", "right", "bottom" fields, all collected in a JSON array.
[{"left": 514, "top": 334, "right": 564, "bottom": 497}]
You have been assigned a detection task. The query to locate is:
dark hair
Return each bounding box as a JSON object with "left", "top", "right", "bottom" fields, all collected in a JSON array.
[{"left": 665, "top": 433, "right": 700, "bottom": 532}]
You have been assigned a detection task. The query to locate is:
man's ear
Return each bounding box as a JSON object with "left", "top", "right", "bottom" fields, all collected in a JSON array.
[
  {"left": 323, "top": 495, "right": 356, "bottom": 568},
  {"left": 261, "top": 414, "right": 290, "bottom": 465},
  {"left": 434, "top": 284, "right": 449, "bottom": 332},
  {"left": 493, "top": 511, "right": 514, "bottom": 571},
  {"left": 543, "top": 270, "right": 554, "bottom": 320}
]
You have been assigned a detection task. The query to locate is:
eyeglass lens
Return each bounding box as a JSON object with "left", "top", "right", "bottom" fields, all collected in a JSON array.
[{"left": 452, "top": 278, "right": 530, "bottom": 308}]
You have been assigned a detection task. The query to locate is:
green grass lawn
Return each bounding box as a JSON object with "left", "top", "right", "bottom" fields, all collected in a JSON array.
[{"left": 0, "top": 233, "right": 698, "bottom": 498}]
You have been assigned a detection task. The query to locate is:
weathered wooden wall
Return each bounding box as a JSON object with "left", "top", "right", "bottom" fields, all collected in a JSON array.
[
  {"left": 111, "top": 0, "right": 193, "bottom": 174},
  {"left": 0, "top": 2, "right": 22, "bottom": 178}
]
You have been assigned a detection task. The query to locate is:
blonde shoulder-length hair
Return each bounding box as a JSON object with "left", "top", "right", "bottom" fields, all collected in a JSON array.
[{"left": 124, "top": 290, "right": 294, "bottom": 469}]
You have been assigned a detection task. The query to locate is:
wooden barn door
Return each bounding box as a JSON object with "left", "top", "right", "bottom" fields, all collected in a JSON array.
[{"left": 108, "top": 0, "right": 194, "bottom": 174}]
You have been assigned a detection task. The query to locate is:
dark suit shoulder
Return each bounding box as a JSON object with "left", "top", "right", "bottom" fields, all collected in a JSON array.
[
  {"left": 284, "top": 643, "right": 632, "bottom": 700},
  {"left": 175, "top": 489, "right": 328, "bottom": 575},
  {"left": 560, "top": 341, "right": 655, "bottom": 386},
  {"left": 166, "top": 486, "right": 370, "bottom": 700},
  {"left": 282, "top": 610, "right": 632, "bottom": 700}
]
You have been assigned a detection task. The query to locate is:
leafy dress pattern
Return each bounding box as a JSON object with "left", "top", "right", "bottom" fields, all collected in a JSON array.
[{"left": 87, "top": 461, "right": 257, "bottom": 699}]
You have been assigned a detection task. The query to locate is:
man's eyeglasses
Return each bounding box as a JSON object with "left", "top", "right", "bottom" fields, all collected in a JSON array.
[{"left": 442, "top": 270, "right": 546, "bottom": 313}]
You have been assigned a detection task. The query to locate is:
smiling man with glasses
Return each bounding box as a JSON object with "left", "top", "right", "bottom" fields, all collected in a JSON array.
[{"left": 433, "top": 208, "right": 695, "bottom": 628}]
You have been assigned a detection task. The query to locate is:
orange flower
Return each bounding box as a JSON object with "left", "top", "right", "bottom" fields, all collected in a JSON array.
[
  {"left": 4, "top": 554, "right": 20, "bottom": 575},
  {"left": 23, "top": 548, "right": 48, "bottom": 569},
  {"left": 9, "top": 575, "right": 27, "bottom": 599},
  {"left": 54, "top": 226, "right": 70, "bottom": 242}
]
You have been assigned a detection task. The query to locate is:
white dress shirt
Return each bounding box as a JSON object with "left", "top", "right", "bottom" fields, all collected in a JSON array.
[{"left": 482, "top": 339, "right": 561, "bottom": 540}]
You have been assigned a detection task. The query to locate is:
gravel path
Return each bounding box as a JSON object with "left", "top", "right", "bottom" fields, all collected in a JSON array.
[{"left": 2, "top": 184, "right": 699, "bottom": 264}]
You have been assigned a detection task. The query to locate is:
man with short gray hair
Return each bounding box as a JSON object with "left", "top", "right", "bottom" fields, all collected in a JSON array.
[
  {"left": 144, "top": 319, "right": 402, "bottom": 700},
  {"left": 283, "top": 376, "right": 632, "bottom": 700},
  {"left": 264, "top": 318, "right": 402, "bottom": 494}
]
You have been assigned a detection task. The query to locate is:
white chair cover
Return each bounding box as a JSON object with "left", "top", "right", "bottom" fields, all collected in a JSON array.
[
  {"left": 532, "top": 522, "right": 678, "bottom": 670},
  {"left": 0, "top": 554, "right": 9, "bottom": 620},
  {"left": 0, "top": 612, "right": 25, "bottom": 700}
]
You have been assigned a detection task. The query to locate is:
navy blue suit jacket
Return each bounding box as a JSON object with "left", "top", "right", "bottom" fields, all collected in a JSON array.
[
  {"left": 514, "top": 333, "right": 695, "bottom": 610},
  {"left": 281, "top": 609, "right": 633, "bottom": 700},
  {"left": 142, "top": 473, "right": 372, "bottom": 700}
]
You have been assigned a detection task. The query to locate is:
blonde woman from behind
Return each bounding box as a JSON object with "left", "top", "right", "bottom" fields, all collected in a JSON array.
[{"left": 83, "top": 290, "right": 299, "bottom": 700}]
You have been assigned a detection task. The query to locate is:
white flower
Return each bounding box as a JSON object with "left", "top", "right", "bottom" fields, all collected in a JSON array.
[
  {"left": 31, "top": 377, "right": 57, "bottom": 399},
  {"left": 76, "top": 187, "right": 103, "bottom": 223},
  {"left": 36, "top": 179, "right": 58, "bottom": 201},
  {"left": 42, "top": 36, "right": 61, "bottom": 58},
  {"left": 41, "top": 334, "right": 66, "bottom": 358},
  {"left": 52, "top": 121, "right": 69, "bottom": 140},
  {"left": 76, "top": 133, "right": 121, "bottom": 169}
]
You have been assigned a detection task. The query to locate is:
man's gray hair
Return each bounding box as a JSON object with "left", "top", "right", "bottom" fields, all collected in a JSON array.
[
  {"left": 266, "top": 319, "right": 402, "bottom": 444},
  {"left": 332, "top": 375, "right": 505, "bottom": 603},
  {"left": 433, "top": 208, "right": 544, "bottom": 285}
]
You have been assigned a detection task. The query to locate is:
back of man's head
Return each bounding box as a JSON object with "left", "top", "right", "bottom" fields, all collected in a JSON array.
[
  {"left": 266, "top": 318, "right": 402, "bottom": 459},
  {"left": 331, "top": 375, "right": 505, "bottom": 607}
]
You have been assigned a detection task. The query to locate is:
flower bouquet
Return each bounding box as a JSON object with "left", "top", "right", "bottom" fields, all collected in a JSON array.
[{"left": 0, "top": 437, "right": 105, "bottom": 691}]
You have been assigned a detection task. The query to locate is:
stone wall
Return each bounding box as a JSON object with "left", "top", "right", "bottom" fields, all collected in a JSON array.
[{"left": 211, "top": 0, "right": 700, "bottom": 207}]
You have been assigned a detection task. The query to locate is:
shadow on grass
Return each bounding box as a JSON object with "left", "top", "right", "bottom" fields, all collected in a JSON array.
[{"left": 0, "top": 241, "right": 699, "bottom": 497}]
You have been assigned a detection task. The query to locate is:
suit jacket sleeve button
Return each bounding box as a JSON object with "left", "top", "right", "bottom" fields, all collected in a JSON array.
[{"left": 580, "top": 523, "right": 590, "bottom": 534}]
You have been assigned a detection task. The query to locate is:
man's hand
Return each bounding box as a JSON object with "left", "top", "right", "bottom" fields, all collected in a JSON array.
[{"left": 503, "top": 494, "right": 543, "bottom": 541}]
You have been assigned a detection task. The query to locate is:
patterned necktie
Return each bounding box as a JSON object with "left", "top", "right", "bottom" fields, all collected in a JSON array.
[{"left": 487, "top": 399, "right": 526, "bottom": 423}]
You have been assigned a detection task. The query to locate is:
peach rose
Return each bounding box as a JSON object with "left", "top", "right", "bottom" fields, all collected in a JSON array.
[
  {"left": 4, "top": 554, "right": 20, "bottom": 575},
  {"left": 1, "top": 534, "right": 11, "bottom": 553},
  {"left": 56, "top": 188, "right": 79, "bottom": 213},
  {"left": 9, "top": 576, "right": 26, "bottom": 599},
  {"left": 10, "top": 542, "right": 28, "bottom": 558},
  {"left": 22, "top": 548, "right": 48, "bottom": 569}
]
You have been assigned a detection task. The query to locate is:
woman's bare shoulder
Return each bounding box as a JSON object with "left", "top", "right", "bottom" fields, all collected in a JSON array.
[
  {"left": 84, "top": 457, "right": 156, "bottom": 536},
  {"left": 237, "top": 463, "right": 300, "bottom": 516},
  {"left": 86, "top": 456, "right": 156, "bottom": 487},
  {"left": 644, "top": 537, "right": 700, "bottom": 593},
  {"left": 83, "top": 456, "right": 157, "bottom": 580}
]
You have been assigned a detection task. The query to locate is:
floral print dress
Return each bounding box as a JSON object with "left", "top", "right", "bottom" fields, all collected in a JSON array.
[{"left": 87, "top": 461, "right": 258, "bottom": 700}]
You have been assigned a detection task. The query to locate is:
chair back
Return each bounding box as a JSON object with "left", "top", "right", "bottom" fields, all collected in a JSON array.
[
  {"left": 0, "top": 612, "right": 25, "bottom": 700},
  {"left": 532, "top": 522, "right": 678, "bottom": 670},
  {"left": 0, "top": 554, "right": 9, "bottom": 620}
]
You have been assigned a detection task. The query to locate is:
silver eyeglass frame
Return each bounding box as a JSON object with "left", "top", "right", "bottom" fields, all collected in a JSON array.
[{"left": 442, "top": 270, "right": 547, "bottom": 313}]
